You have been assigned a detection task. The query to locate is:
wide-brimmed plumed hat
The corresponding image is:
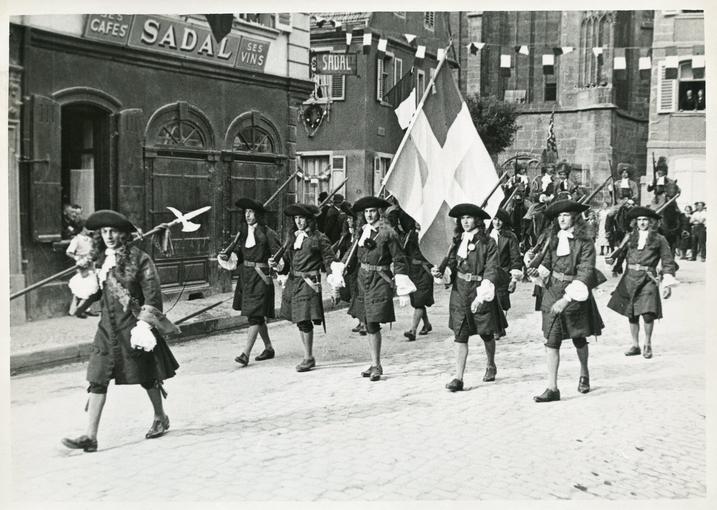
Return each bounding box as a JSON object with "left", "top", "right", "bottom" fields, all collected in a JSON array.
[
  {"left": 493, "top": 209, "right": 512, "bottom": 227},
  {"left": 235, "top": 197, "right": 265, "bottom": 213},
  {"left": 556, "top": 161, "right": 571, "bottom": 175},
  {"left": 449, "top": 203, "right": 490, "bottom": 220},
  {"left": 544, "top": 199, "right": 590, "bottom": 219},
  {"left": 85, "top": 210, "right": 136, "bottom": 233},
  {"left": 656, "top": 156, "right": 669, "bottom": 172},
  {"left": 284, "top": 203, "right": 320, "bottom": 217},
  {"left": 627, "top": 206, "right": 661, "bottom": 221},
  {"left": 616, "top": 163, "right": 634, "bottom": 177},
  {"left": 352, "top": 196, "right": 391, "bottom": 213}
]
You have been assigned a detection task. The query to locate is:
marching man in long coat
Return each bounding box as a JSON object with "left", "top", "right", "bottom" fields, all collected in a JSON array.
[
  {"left": 526, "top": 200, "right": 604, "bottom": 403},
  {"left": 606, "top": 206, "right": 679, "bottom": 359},
  {"left": 271, "top": 203, "right": 338, "bottom": 372},
  {"left": 490, "top": 209, "right": 524, "bottom": 315},
  {"left": 218, "top": 198, "right": 281, "bottom": 366},
  {"left": 431, "top": 203, "right": 508, "bottom": 392},
  {"left": 62, "top": 211, "right": 179, "bottom": 452},
  {"left": 332, "top": 196, "right": 415, "bottom": 382}
]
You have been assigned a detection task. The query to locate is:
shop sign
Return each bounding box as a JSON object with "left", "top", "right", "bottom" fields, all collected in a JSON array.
[
  {"left": 235, "top": 37, "right": 270, "bottom": 71},
  {"left": 314, "top": 53, "right": 357, "bottom": 75},
  {"left": 128, "top": 15, "right": 243, "bottom": 68},
  {"left": 83, "top": 14, "right": 132, "bottom": 45}
]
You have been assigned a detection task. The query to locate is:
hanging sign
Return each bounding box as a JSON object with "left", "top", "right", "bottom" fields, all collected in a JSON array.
[{"left": 314, "top": 53, "right": 358, "bottom": 75}]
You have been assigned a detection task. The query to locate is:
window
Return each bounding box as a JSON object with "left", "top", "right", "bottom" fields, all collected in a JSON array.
[
  {"left": 544, "top": 74, "right": 557, "bottom": 102},
  {"left": 331, "top": 155, "right": 346, "bottom": 187},
  {"left": 416, "top": 69, "right": 426, "bottom": 105},
  {"left": 315, "top": 74, "right": 345, "bottom": 101},
  {"left": 377, "top": 58, "right": 390, "bottom": 102},
  {"left": 236, "top": 13, "right": 276, "bottom": 29},
  {"left": 504, "top": 90, "right": 527, "bottom": 104},
  {"left": 677, "top": 61, "right": 705, "bottom": 112},
  {"left": 394, "top": 58, "right": 404, "bottom": 89},
  {"left": 274, "top": 13, "right": 292, "bottom": 31},
  {"left": 424, "top": 12, "right": 435, "bottom": 30},
  {"left": 297, "top": 154, "right": 331, "bottom": 204},
  {"left": 228, "top": 111, "right": 281, "bottom": 154},
  {"left": 373, "top": 155, "right": 392, "bottom": 195}
]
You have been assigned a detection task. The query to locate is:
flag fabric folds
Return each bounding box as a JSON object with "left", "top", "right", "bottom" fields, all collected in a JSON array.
[{"left": 383, "top": 64, "right": 504, "bottom": 265}]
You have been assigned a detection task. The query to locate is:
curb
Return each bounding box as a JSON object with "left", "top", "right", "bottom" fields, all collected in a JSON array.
[{"left": 10, "top": 298, "right": 348, "bottom": 376}]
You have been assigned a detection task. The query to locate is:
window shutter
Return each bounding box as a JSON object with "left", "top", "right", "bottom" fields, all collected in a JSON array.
[
  {"left": 116, "top": 108, "right": 145, "bottom": 226},
  {"left": 376, "top": 59, "right": 385, "bottom": 101},
  {"left": 28, "top": 94, "right": 62, "bottom": 242},
  {"left": 331, "top": 75, "right": 345, "bottom": 100},
  {"left": 275, "top": 13, "right": 292, "bottom": 31},
  {"left": 657, "top": 62, "right": 677, "bottom": 113}
]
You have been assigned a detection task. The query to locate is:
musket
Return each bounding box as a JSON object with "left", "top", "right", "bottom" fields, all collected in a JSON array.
[
  {"left": 10, "top": 206, "right": 212, "bottom": 301},
  {"left": 605, "top": 191, "right": 681, "bottom": 261},
  {"left": 578, "top": 174, "right": 614, "bottom": 206},
  {"left": 608, "top": 159, "right": 617, "bottom": 206},
  {"left": 652, "top": 152, "right": 658, "bottom": 188},
  {"left": 220, "top": 169, "right": 301, "bottom": 257},
  {"left": 318, "top": 176, "right": 349, "bottom": 208},
  {"left": 481, "top": 170, "right": 510, "bottom": 208}
]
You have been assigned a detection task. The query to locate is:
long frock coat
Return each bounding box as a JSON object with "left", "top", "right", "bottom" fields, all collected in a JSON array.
[
  {"left": 355, "top": 223, "right": 410, "bottom": 324},
  {"left": 448, "top": 232, "right": 508, "bottom": 338},
  {"left": 402, "top": 230, "right": 435, "bottom": 309},
  {"left": 607, "top": 229, "right": 677, "bottom": 319},
  {"left": 231, "top": 224, "right": 281, "bottom": 318},
  {"left": 539, "top": 229, "right": 604, "bottom": 342},
  {"left": 87, "top": 246, "right": 179, "bottom": 387},
  {"left": 493, "top": 228, "right": 522, "bottom": 311},
  {"left": 280, "top": 229, "right": 336, "bottom": 323}
]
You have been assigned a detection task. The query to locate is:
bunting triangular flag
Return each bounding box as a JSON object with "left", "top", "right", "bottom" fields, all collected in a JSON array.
[
  {"left": 639, "top": 55, "right": 651, "bottom": 71},
  {"left": 562, "top": 46, "right": 574, "bottom": 55},
  {"left": 414, "top": 45, "right": 426, "bottom": 66},
  {"left": 346, "top": 32, "right": 352, "bottom": 50},
  {"left": 332, "top": 20, "right": 342, "bottom": 30},
  {"left": 519, "top": 45, "right": 530, "bottom": 56},
  {"left": 405, "top": 34, "right": 416, "bottom": 44},
  {"left": 377, "top": 38, "right": 388, "bottom": 59},
  {"left": 592, "top": 47, "right": 603, "bottom": 57},
  {"left": 363, "top": 32, "right": 372, "bottom": 54},
  {"left": 613, "top": 48, "right": 626, "bottom": 72},
  {"left": 542, "top": 54, "right": 555, "bottom": 75}
]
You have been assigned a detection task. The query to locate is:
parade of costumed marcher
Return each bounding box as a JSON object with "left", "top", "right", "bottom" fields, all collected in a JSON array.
[
  {"left": 647, "top": 156, "right": 681, "bottom": 208},
  {"left": 613, "top": 163, "right": 639, "bottom": 205},
  {"left": 489, "top": 209, "right": 524, "bottom": 317},
  {"left": 65, "top": 215, "right": 100, "bottom": 319},
  {"left": 332, "top": 196, "right": 416, "bottom": 382},
  {"left": 322, "top": 193, "right": 346, "bottom": 244},
  {"left": 605, "top": 206, "right": 679, "bottom": 359},
  {"left": 218, "top": 197, "right": 281, "bottom": 367},
  {"left": 61, "top": 210, "right": 180, "bottom": 453},
  {"left": 431, "top": 203, "right": 508, "bottom": 392},
  {"left": 386, "top": 206, "right": 434, "bottom": 342},
  {"left": 270, "top": 203, "right": 341, "bottom": 373},
  {"left": 525, "top": 199, "right": 604, "bottom": 403},
  {"left": 554, "top": 162, "right": 586, "bottom": 202}
]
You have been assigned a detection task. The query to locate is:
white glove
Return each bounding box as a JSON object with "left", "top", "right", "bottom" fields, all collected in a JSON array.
[
  {"left": 327, "top": 261, "right": 346, "bottom": 289},
  {"left": 564, "top": 280, "right": 589, "bottom": 302},
  {"left": 441, "top": 267, "right": 452, "bottom": 285},
  {"left": 662, "top": 273, "right": 679, "bottom": 288},
  {"left": 395, "top": 274, "right": 417, "bottom": 296},
  {"left": 399, "top": 295, "right": 410, "bottom": 307},
  {"left": 277, "top": 274, "right": 288, "bottom": 289},
  {"left": 130, "top": 320, "right": 156, "bottom": 352},
  {"left": 470, "top": 295, "right": 483, "bottom": 314}
]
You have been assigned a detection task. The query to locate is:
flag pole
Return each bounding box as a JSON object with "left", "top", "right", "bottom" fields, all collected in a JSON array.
[{"left": 378, "top": 40, "right": 454, "bottom": 196}]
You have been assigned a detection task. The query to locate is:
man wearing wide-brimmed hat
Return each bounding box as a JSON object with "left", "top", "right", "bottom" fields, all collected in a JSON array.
[
  {"left": 334, "top": 196, "right": 415, "bottom": 382},
  {"left": 605, "top": 206, "right": 679, "bottom": 359},
  {"left": 431, "top": 203, "right": 508, "bottom": 392},
  {"left": 218, "top": 197, "right": 281, "bottom": 367},
  {"left": 647, "top": 156, "right": 680, "bottom": 207},
  {"left": 271, "top": 203, "right": 339, "bottom": 372},
  {"left": 613, "top": 163, "right": 639, "bottom": 204},
  {"left": 525, "top": 199, "right": 604, "bottom": 403},
  {"left": 554, "top": 162, "right": 585, "bottom": 202}
]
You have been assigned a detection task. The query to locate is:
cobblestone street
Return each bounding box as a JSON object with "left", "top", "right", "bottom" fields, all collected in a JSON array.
[{"left": 9, "top": 260, "right": 708, "bottom": 502}]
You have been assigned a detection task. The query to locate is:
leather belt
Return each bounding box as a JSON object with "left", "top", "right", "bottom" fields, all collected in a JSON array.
[
  {"left": 410, "top": 259, "right": 425, "bottom": 265},
  {"left": 292, "top": 270, "right": 321, "bottom": 278},
  {"left": 457, "top": 271, "right": 482, "bottom": 282},
  {"left": 627, "top": 263, "right": 652, "bottom": 272},
  {"left": 360, "top": 263, "right": 394, "bottom": 288},
  {"left": 291, "top": 270, "right": 321, "bottom": 293},
  {"left": 551, "top": 271, "right": 575, "bottom": 282},
  {"left": 245, "top": 261, "right": 270, "bottom": 285},
  {"left": 243, "top": 261, "right": 269, "bottom": 268}
]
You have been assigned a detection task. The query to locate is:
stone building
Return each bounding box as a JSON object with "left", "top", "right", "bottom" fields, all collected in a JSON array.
[
  {"left": 645, "top": 10, "right": 705, "bottom": 207},
  {"left": 8, "top": 14, "right": 313, "bottom": 322},
  {"left": 455, "top": 11, "right": 655, "bottom": 204}
]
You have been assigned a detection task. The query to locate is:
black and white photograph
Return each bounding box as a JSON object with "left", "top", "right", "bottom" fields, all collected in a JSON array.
[{"left": 2, "top": 0, "right": 714, "bottom": 506}]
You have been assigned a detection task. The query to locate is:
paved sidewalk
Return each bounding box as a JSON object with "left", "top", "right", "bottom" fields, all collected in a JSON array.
[{"left": 8, "top": 259, "right": 707, "bottom": 501}]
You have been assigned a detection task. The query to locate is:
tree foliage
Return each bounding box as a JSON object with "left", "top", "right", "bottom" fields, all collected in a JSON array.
[{"left": 465, "top": 94, "right": 520, "bottom": 157}]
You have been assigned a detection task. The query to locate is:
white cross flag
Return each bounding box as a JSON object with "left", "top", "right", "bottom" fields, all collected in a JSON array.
[{"left": 383, "top": 62, "right": 504, "bottom": 265}]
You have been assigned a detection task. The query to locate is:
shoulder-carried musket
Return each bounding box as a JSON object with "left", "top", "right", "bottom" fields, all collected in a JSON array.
[
  {"left": 578, "top": 174, "right": 614, "bottom": 206},
  {"left": 10, "top": 206, "right": 212, "bottom": 301}
]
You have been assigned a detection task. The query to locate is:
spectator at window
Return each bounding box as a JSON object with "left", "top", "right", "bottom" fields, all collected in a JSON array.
[
  {"left": 696, "top": 89, "right": 705, "bottom": 110},
  {"left": 681, "top": 89, "right": 697, "bottom": 111}
]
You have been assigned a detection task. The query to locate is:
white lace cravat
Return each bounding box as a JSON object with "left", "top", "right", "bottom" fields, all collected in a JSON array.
[
  {"left": 556, "top": 228, "right": 574, "bottom": 257},
  {"left": 541, "top": 175, "right": 552, "bottom": 192},
  {"left": 293, "top": 230, "right": 308, "bottom": 250},
  {"left": 638, "top": 230, "right": 648, "bottom": 250},
  {"left": 98, "top": 248, "right": 117, "bottom": 284},
  {"left": 358, "top": 223, "right": 378, "bottom": 247},
  {"left": 457, "top": 229, "right": 477, "bottom": 259},
  {"left": 245, "top": 224, "right": 257, "bottom": 248},
  {"left": 620, "top": 178, "right": 630, "bottom": 189},
  {"left": 657, "top": 176, "right": 665, "bottom": 185}
]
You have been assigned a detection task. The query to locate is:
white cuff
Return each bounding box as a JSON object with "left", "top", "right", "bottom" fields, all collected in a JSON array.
[
  {"left": 130, "top": 320, "right": 156, "bottom": 351},
  {"left": 537, "top": 264, "right": 551, "bottom": 280},
  {"left": 277, "top": 274, "right": 288, "bottom": 288},
  {"left": 326, "top": 272, "right": 346, "bottom": 289},
  {"left": 476, "top": 279, "right": 495, "bottom": 302},
  {"left": 539, "top": 194, "right": 548, "bottom": 203},
  {"left": 563, "top": 280, "right": 589, "bottom": 302},
  {"left": 217, "top": 252, "right": 238, "bottom": 271},
  {"left": 662, "top": 273, "right": 679, "bottom": 288},
  {"left": 510, "top": 269, "right": 523, "bottom": 280},
  {"left": 330, "top": 261, "right": 345, "bottom": 276},
  {"left": 395, "top": 273, "right": 417, "bottom": 296}
]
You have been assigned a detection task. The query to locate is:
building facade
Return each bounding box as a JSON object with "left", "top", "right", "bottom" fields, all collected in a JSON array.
[
  {"left": 457, "top": 11, "right": 655, "bottom": 204},
  {"left": 296, "top": 12, "right": 453, "bottom": 204},
  {"left": 645, "top": 10, "right": 705, "bottom": 208},
  {"left": 9, "top": 14, "right": 314, "bottom": 322}
]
